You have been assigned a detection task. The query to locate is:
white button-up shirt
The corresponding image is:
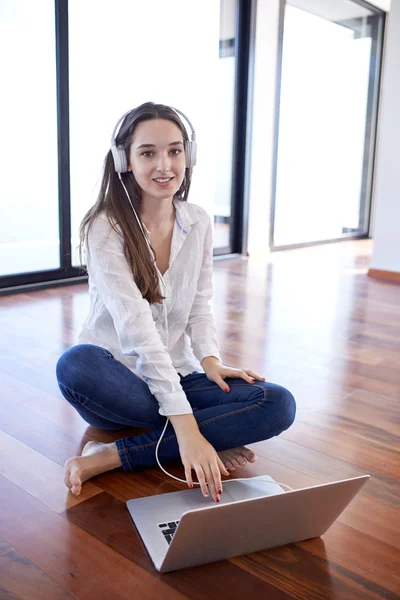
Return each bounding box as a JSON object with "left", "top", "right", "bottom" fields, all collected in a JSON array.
[{"left": 78, "top": 200, "right": 221, "bottom": 417}]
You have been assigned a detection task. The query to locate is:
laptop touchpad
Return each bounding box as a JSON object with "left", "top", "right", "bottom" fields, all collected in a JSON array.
[
  {"left": 226, "top": 477, "right": 284, "bottom": 501},
  {"left": 184, "top": 488, "right": 236, "bottom": 510}
]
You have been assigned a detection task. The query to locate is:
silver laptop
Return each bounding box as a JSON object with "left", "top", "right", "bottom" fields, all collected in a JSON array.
[{"left": 126, "top": 473, "right": 369, "bottom": 573}]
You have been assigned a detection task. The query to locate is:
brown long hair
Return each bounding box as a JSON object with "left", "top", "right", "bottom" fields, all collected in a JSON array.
[{"left": 78, "top": 102, "right": 193, "bottom": 304}]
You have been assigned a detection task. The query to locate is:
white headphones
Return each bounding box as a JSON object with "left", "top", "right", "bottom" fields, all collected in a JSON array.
[
  {"left": 110, "top": 105, "right": 197, "bottom": 173},
  {"left": 109, "top": 105, "right": 196, "bottom": 264}
]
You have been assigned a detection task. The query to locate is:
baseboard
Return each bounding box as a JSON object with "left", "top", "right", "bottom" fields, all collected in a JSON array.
[{"left": 368, "top": 268, "right": 400, "bottom": 284}]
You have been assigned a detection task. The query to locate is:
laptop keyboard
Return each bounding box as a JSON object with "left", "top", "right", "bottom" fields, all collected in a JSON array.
[{"left": 158, "top": 520, "right": 180, "bottom": 545}]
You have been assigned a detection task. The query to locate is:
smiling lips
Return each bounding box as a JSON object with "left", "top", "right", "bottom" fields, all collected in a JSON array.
[{"left": 153, "top": 177, "right": 174, "bottom": 187}]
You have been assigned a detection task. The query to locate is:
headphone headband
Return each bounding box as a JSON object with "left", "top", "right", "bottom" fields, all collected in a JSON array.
[{"left": 110, "top": 105, "right": 197, "bottom": 173}]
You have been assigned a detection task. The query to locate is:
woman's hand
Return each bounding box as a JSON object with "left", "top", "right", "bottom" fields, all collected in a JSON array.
[
  {"left": 168, "top": 413, "right": 229, "bottom": 501},
  {"left": 177, "top": 430, "right": 230, "bottom": 501},
  {"left": 201, "top": 356, "right": 265, "bottom": 392}
]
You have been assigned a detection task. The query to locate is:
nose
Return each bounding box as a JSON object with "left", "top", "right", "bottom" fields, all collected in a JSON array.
[{"left": 156, "top": 151, "right": 172, "bottom": 173}]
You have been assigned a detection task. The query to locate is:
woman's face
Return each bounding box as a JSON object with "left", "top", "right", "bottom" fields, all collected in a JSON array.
[{"left": 128, "top": 118, "right": 186, "bottom": 203}]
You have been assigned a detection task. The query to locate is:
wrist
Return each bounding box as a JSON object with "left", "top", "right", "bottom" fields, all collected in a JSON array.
[
  {"left": 168, "top": 413, "right": 200, "bottom": 437},
  {"left": 201, "top": 355, "right": 221, "bottom": 368}
]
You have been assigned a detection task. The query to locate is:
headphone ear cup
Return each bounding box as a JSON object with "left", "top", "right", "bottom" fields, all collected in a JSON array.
[
  {"left": 190, "top": 140, "right": 197, "bottom": 168},
  {"left": 111, "top": 144, "right": 128, "bottom": 173},
  {"left": 185, "top": 140, "right": 197, "bottom": 168}
]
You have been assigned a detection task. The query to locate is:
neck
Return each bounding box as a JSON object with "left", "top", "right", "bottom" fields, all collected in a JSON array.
[{"left": 139, "top": 196, "right": 175, "bottom": 229}]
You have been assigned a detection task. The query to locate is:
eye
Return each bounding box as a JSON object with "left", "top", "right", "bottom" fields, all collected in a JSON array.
[
  {"left": 170, "top": 149, "right": 183, "bottom": 156},
  {"left": 141, "top": 151, "right": 154, "bottom": 157}
]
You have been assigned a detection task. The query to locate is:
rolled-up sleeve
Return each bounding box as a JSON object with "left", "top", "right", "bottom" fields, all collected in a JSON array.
[
  {"left": 185, "top": 215, "right": 221, "bottom": 364},
  {"left": 86, "top": 216, "right": 192, "bottom": 417}
]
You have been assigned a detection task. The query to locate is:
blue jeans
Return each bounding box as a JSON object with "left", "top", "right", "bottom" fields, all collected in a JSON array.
[{"left": 56, "top": 344, "right": 296, "bottom": 473}]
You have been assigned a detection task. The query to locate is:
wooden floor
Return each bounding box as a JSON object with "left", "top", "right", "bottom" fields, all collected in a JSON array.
[{"left": 1, "top": 239, "right": 399, "bottom": 599}]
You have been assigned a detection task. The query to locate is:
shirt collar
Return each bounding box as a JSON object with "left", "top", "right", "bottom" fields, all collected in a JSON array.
[
  {"left": 173, "top": 199, "right": 200, "bottom": 233},
  {"left": 143, "top": 200, "right": 200, "bottom": 238}
]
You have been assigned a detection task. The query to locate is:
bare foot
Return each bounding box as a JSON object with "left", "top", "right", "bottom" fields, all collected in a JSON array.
[
  {"left": 64, "top": 441, "right": 122, "bottom": 497},
  {"left": 218, "top": 446, "right": 257, "bottom": 472}
]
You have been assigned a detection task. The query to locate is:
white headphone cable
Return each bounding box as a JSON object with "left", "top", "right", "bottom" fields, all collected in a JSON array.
[
  {"left": 155, "top": 417, "right": 293, "bottom": 492},
  {"left": 118, "top": 173, "right": 156, "bottom": 263}
]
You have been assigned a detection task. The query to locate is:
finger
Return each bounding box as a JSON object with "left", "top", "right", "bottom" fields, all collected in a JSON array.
[
  {"left": 204, "top": 465, "right": 218, "bottom": 501},
  {"left": 184, "top": 465, "right": 193, "bottom": 488},
  {"left": 224, "top": 369, "right": 254, "bottom": 384},
  {"left": 239, "top": 370, "right": 255, "bottom": 384},
  {"left": 195, "top": 466, "right": 209, "bottom": 497},
  {"left": 244, "top": 369, "right": 266, "bottom": 381},
  {"left": 214, "top": 375, "right": 230, "bottom": 393},
  {"left": 217, "top": 455, "right": 230, "bottom": 476},
  {"left": 210, "top": 462, "right": 223, "bottom": 499}
]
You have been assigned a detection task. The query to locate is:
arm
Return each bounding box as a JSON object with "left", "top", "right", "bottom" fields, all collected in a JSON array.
[
  {"left": 86, "top": 216, "right": 192, "bottom": 417},
  {"left": 185, "top": 215, "right": 221, "bottom": 365}
]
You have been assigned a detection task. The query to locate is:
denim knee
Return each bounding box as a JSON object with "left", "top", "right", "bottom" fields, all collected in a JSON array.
[
  {"left": 260, "top": 384, "right": 296, "bottom": 436},
  {"left": 56, "top": 344, "right": 94, "bottom": 387},
  {"left": 277, "top": 386, "right": 296, "bottom": 431}
]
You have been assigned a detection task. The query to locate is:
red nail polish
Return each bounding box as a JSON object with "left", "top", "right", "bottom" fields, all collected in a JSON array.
[
  {"left": 216, "top": 496, "right": 220, "bottom": 502},
  {"left": 218, "top": 489, "right": 222, "bottom": 495},
  {"left": 225, "top": 388, "right": 230, "bottom": 393}
]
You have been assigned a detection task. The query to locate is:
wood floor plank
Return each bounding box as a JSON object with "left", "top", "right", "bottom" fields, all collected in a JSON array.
[
  {"left": 0, "top": 475, "right": 188, "bottom": 600},
  {"left": 0, "top": 346, "right": 61, "bottom": 398},
  {"left": 295, "top": 395, "right": 399, "bottom": 443},
  {"left": 232, "top": 543, "right": 399, "bottom": 600},
  {"left": 248, "top": 437, "right": 399, "bottom": 508},
  {"left": 281, "top": 421, "right": 398, "bottom": 478},
  {"left": 0, "top": 368, "right": 90, "bottom": 437},
  {"left": 298, "top": 522, "right": 400, "bottom": 596},
  {"left": 0, "top": 536, "right": 77, "bottom": 600},
  {"left": 294, "top": 387, "right": 399, "bottom": 432},
  {"left": 0, "top": 389, "right": 143, "bottom": 465},
  {"left": 0, "top": 431, "right": 102, "bottom": 513}
]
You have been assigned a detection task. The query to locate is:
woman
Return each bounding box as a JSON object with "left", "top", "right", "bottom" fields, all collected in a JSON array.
[{"left": 56, "top": 102, "right": 296, "bottom": 503}]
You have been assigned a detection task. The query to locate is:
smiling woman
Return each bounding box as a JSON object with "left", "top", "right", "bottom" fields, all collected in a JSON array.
[{"left": 55, "top": 101, "right": 296, "bottom": 501}]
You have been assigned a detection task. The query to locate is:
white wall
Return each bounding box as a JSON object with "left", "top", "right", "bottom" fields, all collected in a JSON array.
[
  {"left": 370, "top": 0, "right": 391, "bottom": 11},
  {"left": 370, "top": 0, "right": 400, "bottom": 273}
]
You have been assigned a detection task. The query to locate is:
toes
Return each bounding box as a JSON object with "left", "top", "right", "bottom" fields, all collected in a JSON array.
[
  {"left": 225, "top": 460, "right": 236, "bottom": 471},
  {"left": 70, "top": 467, "right": 82, "bottom": 488},
  {"left": 71, "top": 484, "right": 82, "bottom": 496},
  {"left": 242, "top": 448, "right": 257, "bottom": 463}
]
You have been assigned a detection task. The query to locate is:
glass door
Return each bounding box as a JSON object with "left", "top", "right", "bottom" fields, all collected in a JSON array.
[{"left": 271, "top": 0, "right": 384, "bottom": 248}]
